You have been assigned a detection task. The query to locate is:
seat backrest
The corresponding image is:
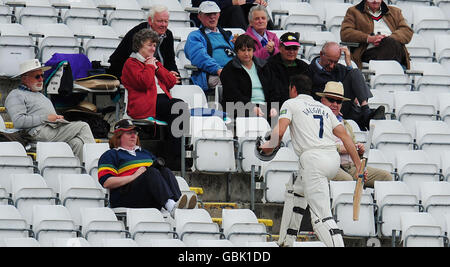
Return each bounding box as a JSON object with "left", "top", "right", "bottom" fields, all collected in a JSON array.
[
  {"left": 170, "top": 85, "right": 208, "bottom": 109},
  {"left": 175, "top": 208, "right": 221, "bottom": 246},
  {"left": 371, "top": 120, "right": 414, "bottom": 158},
  {"left": 434, "top": 34, "right": 450, "bottom": 61},
  {"left": 329, "top": 180, "right": 376, "bottom": 237},
  {"left": 222, "top": 209, "right": 266, "bottom": 244},
  {"left": 0, "top": 23, "right": 35, "bottom": 76},
  {"left": 11, "top": 173, "right": 55, "bottom": 225},
  {"left": 37, "top": 142, "right": 76, "bottom": 165},
  {"left": 0, "top": 141, "right": 27, "bottom": 156},
  {"left": 32, "top": 204, "right": 77, "bottom": 246},
  {"left": 260, "top": 147, "right": 298, "bottom": 203},
  {"left": 400, "top": 212, "right": 443, "bottom": 247},
  {"left": 235, "top": 117, "right": 271, "bottom": 138},
  {"left": 420, "top": 181, "right": 450, "bottom": 207},
  {"left": 0, "top": 205, "right": 29, "bottom": 239},
  {"left": 415, "top": 121, "right": 450, "bottom": 151},
  {"left": 126, "top": 208, "right": 173, "bottom": 242},
  {"left": 374, "top": 181, "right": 416, "bottom": 206},
  {"left": 83, "top": 142, "right": 110, "bottom": 175}
]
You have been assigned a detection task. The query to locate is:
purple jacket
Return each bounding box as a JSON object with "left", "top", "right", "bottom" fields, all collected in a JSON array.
[{"left": 245, "top": 26, "right": 280, "bottom": 60}]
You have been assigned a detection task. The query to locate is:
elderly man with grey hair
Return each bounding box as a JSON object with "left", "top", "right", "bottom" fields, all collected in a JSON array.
[
  {"left": 244, "top": 4, "right": 279, "bottom": 59},
  {"left": 5, "top": 59, "right": 95, "bottom": 162},
  {"left": 108, "top": 4, "right": 179, "bottom": 82}
]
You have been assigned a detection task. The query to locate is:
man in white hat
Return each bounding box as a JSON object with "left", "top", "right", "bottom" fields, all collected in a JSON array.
[
  {"left": 5, "top": 59, "right": 95, "bottom": 162},
  {"left": 184, "top": 1, "right": 235, "bottom": 92},
  {"left": 318, "top": 81, "right": 392, "bottom": 187},
  {"left": 259, "top": 74, "right": 362, "bottom": 247}
]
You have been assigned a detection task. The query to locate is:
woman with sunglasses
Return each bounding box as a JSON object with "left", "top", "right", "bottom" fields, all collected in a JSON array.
[{"left": 97, "top": 119, "right": 196, "bottom": 217}]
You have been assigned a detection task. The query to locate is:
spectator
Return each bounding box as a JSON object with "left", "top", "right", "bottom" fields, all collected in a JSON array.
[
  {"left": 5, "top": 59, "right": 95, "bottom": 162},
  {"left": 121, "top": 28, "right": 189, "bottom": 171},
  {"left": 108, "top": 5, "right": 179, "bottom": 82},
  {"left": 185, "top": 1, "right": 235, "bottom": 92},
  {"left": 97, "top": 119, "right": 197, "bottom": 215},
  {"left": 191, "top": 0, "right": 269, "bottom": 30},
  {"left": 318, "top": 81, "right": 392, "bottom": 187},
  {"left": 245, "top": 5, "right": 280, "bottom": 60},
  {"left": 220, "top": 34, "right": 280, "bottom": 120},
  {"left": 307, "top": 42, "right": 384, "bottom": 130},
  {"left": 340, "top": 0, "right": 413, "bottom": 69},
  {"left": 266, "top": 32, "right": 309, "bottom": 104}
]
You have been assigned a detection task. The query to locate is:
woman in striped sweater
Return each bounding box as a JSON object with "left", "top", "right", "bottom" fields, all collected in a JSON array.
[{"left": 97, "top": 119, "right": 196, "bottom": 216}]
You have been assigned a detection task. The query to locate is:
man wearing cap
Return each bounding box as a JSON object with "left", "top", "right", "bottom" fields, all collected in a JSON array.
[
  {"left": 266, "top": 32, "right": 309, "bottom": 104},
  {"left": 318, "top": 81, "right": 392, "bottom": 187},
  {"left": 108, "top": 4, "right": 179, "bottom": 82},
  {"left": 307, "top": 42, "right": 384, "bottom": 130},
  {"left": 259, "top": 74, "right": 362, "bottom": 247},
  {"left": 5, "top": 59, "right": 95, "bottom": 162},
  {"left": 185, "top": 1, "right": 235, "bottom": 92},
  {"left": 191, "top": 0, "right": 269, "bottom": 30}
]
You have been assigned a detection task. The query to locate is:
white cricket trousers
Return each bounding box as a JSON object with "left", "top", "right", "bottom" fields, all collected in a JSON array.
[{"left": 299, "top": 148, "right": 344, "bottom": 247}]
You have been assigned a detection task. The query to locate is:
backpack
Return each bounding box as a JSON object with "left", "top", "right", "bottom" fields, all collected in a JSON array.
[{"left": 62, "top": 110, "right": 110, "bottom": 139}]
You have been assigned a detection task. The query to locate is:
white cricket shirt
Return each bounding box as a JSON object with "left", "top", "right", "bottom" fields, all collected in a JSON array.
[{"left": 279, "top": 94, "right": 341, "bottom": 157}]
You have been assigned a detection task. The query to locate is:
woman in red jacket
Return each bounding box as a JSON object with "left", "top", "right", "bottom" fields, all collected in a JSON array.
[{"left": 121, "top": 28, "right": 188, "bottom": 170}]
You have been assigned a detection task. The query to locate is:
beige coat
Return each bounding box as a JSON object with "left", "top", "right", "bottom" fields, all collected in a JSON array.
[{"left": 340, "top": 0, "right": 413, "bottom": 69}]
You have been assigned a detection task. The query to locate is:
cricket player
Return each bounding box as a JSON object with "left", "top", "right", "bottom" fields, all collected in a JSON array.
[{"left": 259, "top": 75, "right": 362, "bottom": 247}]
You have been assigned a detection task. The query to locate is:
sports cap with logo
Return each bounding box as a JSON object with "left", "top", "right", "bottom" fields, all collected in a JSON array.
[
  {"left": 114, "top": 119, "right": 137, "bottom": 133},
  {"left": 279, "top": 32, "right": 301, "bottom": 47}
]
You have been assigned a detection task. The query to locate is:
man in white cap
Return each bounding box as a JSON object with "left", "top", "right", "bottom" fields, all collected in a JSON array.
[
  {"left": 185, "top": 1, "right": 235, "bottom": 92},
  {"left": 259, "top": 74, "right": 362, "bottom": 247},
  {"left": 5, "top": 59, "right": 95, "bottom": 162},
  {"left": 318, "top": 81, "right": 392, "bottom": 187},
  {"left": 191, "top": 0, "right": 269, "bottom": 30}
]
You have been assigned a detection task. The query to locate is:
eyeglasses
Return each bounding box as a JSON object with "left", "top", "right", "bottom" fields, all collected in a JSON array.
[
  {"left": 326, "top": 97, "right": 343, "bottom": 104},
  {"left": 283, "top": 46, "right": 299, "bottom": 51},
  {"left": 31, "top": 74, "right": 44, "bottom": 80}
]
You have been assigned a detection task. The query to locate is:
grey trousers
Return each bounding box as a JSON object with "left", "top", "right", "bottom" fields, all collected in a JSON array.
[{"left": 33, "top": 121, "right": 95, "bottom": 162}]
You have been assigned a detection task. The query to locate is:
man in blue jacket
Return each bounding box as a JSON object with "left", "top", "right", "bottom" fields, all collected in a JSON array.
[{"left": 185, "top": 1, "right": 235, "bottom": 92}]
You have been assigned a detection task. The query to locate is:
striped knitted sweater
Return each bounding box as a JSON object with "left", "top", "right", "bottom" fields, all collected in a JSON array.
[
  {"left": 98, "top": 147, "right": 156, "bottom": 205},
  {"left": 98, "top": 147, "right": 156, "bottom": 186}
]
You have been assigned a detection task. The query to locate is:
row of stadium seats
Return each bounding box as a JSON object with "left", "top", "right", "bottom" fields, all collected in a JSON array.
[
  {"left": 330, "top": 180, "right": 450, "bottom": 247},
  {"left": 0, "top": 204, "right": 276, "bottom": 247},
  {"left": 2, "top": 147, "right": 450, "bottom": 247}
]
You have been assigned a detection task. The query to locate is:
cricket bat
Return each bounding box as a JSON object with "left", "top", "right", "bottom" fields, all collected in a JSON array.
[{"left": 353, "top": 124, "right": 375, "bottom": 221}]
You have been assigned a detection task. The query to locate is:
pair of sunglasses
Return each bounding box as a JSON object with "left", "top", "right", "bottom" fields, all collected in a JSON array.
[
  {"left": 326, "top": 97, "right": 343, "bottom": 104},
  {"left": 284, "top": 46, "right": 299, "bottom": 51},
  {"left": 32, "top": 74, "right": 44, "bottom": 80}
]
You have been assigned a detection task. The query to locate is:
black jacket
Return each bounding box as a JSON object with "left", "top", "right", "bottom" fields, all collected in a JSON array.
[
  {"left": 107, "top": 22, "right": 178, "bottom": 79},
  {"left": 220, "top": 56, "right": 281, "bottom": 118},
  {"left": 266, "top": 53, "right": 309, "bottom": 104},
  {"left": 306, "top": 56, "right": 372, "bottom": 117}
]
